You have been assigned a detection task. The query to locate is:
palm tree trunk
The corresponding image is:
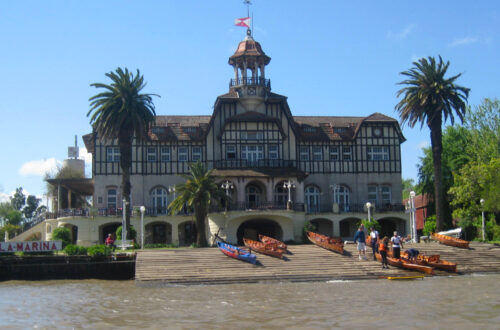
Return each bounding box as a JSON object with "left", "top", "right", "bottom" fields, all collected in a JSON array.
[
  {"left": 195, "top": 205, "right": 208, "bottom": 247},
  {"left": 429, "top": 117, "right": 445, "bottom": 231},
  {"left": 119, "top": 133, "right": 133, "bottom": 238}
]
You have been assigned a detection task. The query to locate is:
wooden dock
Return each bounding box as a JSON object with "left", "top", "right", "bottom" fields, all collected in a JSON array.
[{"left": 135, "top": 241, "right": 500, "bottom": 285}]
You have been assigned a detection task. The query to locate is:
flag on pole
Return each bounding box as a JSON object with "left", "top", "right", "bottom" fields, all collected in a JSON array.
[{"left": 234, "top": 17, "right": 251, "bottom": 28}]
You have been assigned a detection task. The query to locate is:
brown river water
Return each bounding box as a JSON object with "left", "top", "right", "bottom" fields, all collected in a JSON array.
[{"left": 1, "top": 274, "right": 499, "bottom": 329}]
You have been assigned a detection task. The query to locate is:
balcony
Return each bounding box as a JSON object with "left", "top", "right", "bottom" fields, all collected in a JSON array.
[
  {"left": 229, "top": 77, "right": 271, "bottom": 89},
  {"left": 213, "top": 159, "right": 297, "bottom": 169},
  {"left": 305, "top": 203, "right": 406, "bottom": 214}
]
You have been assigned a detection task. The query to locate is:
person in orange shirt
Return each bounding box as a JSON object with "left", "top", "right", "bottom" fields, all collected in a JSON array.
[{"left": 379, "top": 236, "right": 389, "bottom": 269}]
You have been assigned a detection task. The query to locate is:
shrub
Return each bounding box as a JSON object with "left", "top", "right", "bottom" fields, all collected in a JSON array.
[
  {"left": 144, "top": 243, "right": 178, "bottom": 249},
  {"left": 64, "top": 244, "right": 88, "bottom": 256},
  {"left": 116, "top": 225, "right": 137, "bottom": 241},
  {"left": 190, "top": 243, "right": 199, "bottom": 248},
  {"left": 302, "top": 220, "right": 315, "bottom": 243},
  {"left": 87, "top": 244, "right": 112, "bottom": 257},
  {"left": 423, "top": 217, "right": 437, "bottom": 236},
  {"left": 52, "top": 227, "right": 72, "bottom": 248},
  {"left": 457, "top": 216, "right": 478, "bottom": 241},
  {"left": 358, "top": 218, "right": 381, "bottom": 232}
]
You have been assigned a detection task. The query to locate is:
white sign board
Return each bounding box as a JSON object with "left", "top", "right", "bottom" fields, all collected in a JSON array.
[{"left": 0, "top": 241, "right": 62, "bottom": 252}]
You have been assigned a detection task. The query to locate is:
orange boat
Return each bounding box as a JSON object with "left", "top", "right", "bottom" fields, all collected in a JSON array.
[
  {"left": 414, "top": 254, "right": 457, "bottom": 272},
  {"left": 431, "top": 233, "right": 469, "bottom": 249},
  {"left": 258, "top": 234, "right": 287, "bottom": 251},
  {"left": 243, "top": 238, "right": 284, "bottom": 259},
  {"left": 306, "top": 231, "right": 344, "bottom": 255},
  {"left": 376, "top": 253, "right": 434, "bottom": 274}
]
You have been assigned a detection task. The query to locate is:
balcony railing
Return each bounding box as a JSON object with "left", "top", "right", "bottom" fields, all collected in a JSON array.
[
  {"left": 229, "top": 77, "right": 271, "bottom": 89},
  {"left": 214, "top": 159, "right": 297, "bottom": 169}
]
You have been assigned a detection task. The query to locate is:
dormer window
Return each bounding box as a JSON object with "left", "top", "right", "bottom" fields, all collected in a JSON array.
[
  {"left": 240, "top": 131, "right": 263, "bottom": 140},
  {"left": 183, "top": 127, "right": 196, "bottom": 133},
  {"left": 334, "top": 127, "right": 346, "bottom": 133},
  {"left": 152, "top": 127, "right": 164, "bottom": 134},
  {"left": 303, "top": 127, "right": 316, "bottom": 133}
]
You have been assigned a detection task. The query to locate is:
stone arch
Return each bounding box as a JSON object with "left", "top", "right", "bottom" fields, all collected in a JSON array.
[
  {"left": 309, "top": 218, "right": 334, "bottom": 236},
  {"left": 145, "top": 221, "right": 172, "bottom": 245},
  {"left": 236, "top": 218, "right": 283, "bottom": 245},
  {"left": 245, "top": 180, "right": 267, "bottom": 208},
  {"left": 377, "top": 217, "right": 407, "bottom": 239},
  {"left": 178, "top": 220, "right": 197, "bottom": 246},
  {"left": 99, "top": 222, "right": 121, "bottom": 243},
  {"left": 339, "top": 217, "right": 362, "bottom": 239}
]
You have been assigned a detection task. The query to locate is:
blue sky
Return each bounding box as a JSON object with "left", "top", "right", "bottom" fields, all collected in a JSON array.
[{"left": 1, "top": 1, "right": 499, "bottom": 203}]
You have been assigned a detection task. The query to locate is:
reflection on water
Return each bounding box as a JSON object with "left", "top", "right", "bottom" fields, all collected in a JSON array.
[{"left": 1, "top": 274, "right": 500, "bottom": 329}]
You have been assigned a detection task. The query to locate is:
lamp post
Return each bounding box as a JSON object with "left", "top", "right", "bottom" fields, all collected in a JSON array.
[
  {"left": 410, "top": 191, "right": 416, "bottom": 243},
  {"left": 480, "top": 198, "right": 485, "bottom": 241},
  {"left": 221, "top": 180, "right": 234, "bottom": 211},
  {"left": 140, "top": 206, "right": 146, "bottom": 249},
  {"left": 283, "top": 180, "right": 296, "bottom": 210},
  {"left": 330, "top": 184, "right": 338, "bottom": 213},
  {"left": 121, "top": 199, "right": 128, "bottom": 250},
  {"left": 168, "top": 185, "right": 176, "bottom": 199},
  {"left": 365, "top": 202, "right": 371, "bottom": 221}
]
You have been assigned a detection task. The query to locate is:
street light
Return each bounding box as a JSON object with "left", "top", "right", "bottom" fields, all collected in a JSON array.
[
  {"left": 283, "top": 180, "right": 296, "bottom": 210},
  {"left": 140, "top": 206, "right": 146, "bottom": 250},
  {"left": 365, "top": 202, "right": 372, "bottom": 221},
  {"left": 168, "top": 185, "right": 176, "bottom": 199},
  {"left": 410, "top": 190, "right": 416, "bottom": 243},
  {"left": 480, "top": 198, "right": 485, "bottom": 241},
  {"left": 221, "top": 180, "right": 234, "bottom": 211},
  {"left": 121, "top": 199, "right": 128, "bottom": 250}
]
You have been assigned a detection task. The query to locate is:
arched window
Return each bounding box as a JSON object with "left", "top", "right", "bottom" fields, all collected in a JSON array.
[
  {"left": 274, "top": 182, "right": 288, "bottom": 208},
  {"left": 305, "top": 185, "right": 320, "bottom": 213},
  {"left": 246, "top": 185, "right": 262, "bottom": 209},
  {"left": 151, "top": 187, "right": 168, "bottom": 214},
  {"left": 335, "top": 185, "right": 350, "bottom": 212}
]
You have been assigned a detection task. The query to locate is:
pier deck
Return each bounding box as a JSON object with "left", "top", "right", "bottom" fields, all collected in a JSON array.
[{"left": 135, "top": 241, "right": 500, "bottom": 285}]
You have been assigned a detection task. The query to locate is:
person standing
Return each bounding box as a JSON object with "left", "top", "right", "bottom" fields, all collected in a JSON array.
[
  {"left": 391, "top": 231, "right": 403, "bottom": 259},
  {"left": 379, "top": 236, "right": 389, "bottom": 269},
  {"left": 353, "top": 226, "right": 366, "bottom": 260},
  {"left": 369, "top": 227, "right": 379, "bottom": 260},
  {"left": 105, "top": 233, "right": 116, "bottom": 252}
]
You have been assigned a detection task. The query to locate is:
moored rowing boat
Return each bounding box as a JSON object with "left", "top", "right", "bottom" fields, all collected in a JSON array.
[
  {"left": 431, "top": 232, "right": 469, "bottom": 249},
  {"left": 258, "top": 234, "right": 287, "bottom": 251},
  {"left": 243, "top": 238, "right": 284, "bottom": 259},
  {"left": 306, "top": 231, "right": 344, "bottom": 254},
  {"left": 217, "top": 241, "right": 257, "bottom": 264},
  {"left": 376, "top": 253, "right": 434, "bottom": 274}
]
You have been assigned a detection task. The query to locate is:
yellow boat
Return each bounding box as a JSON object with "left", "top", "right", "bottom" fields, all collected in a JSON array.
[{"left": 386, "top": 275, "right": 424, "bottom": 280}]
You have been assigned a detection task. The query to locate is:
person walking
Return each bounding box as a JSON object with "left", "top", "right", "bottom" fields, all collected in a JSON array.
[
  {"left": 391, "top": 231, "right": 403, "bottom": 259},
  {"left": 379, "top": 236, "right": 389, "bottom": 269},
  {"left": 353, "top": 225, "right": 367, "bottom": 260},
  {"left": 369, "top": 227, "right": 379, "bottom": 260}
]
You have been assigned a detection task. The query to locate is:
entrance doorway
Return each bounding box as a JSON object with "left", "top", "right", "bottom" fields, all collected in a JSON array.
[{"left": 236, "top": 219, "right": 283, "bottom": 245}]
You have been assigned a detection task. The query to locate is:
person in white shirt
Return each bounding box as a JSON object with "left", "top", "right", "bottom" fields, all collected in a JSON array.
[
  {"left": 369, "top": 227, "right": 379, "bottom": 260},
  {"left": 391, "top": 231, "right": 404, "bottom": 259}
]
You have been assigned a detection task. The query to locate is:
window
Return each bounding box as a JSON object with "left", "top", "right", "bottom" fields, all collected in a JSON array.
[
  {"left": 151, "top": 187, "right": 168, "bottom": 214},
  {"left": 381, "top": 186, "right": 391, "bottom": 205},
  {"left": 152, "top": 127, "right": 164, "bottom": 134},
  {"left": 226, "top": 145, "right": 236, "bottom": 159},
  {"left": 246, "top": 185, "right": 262, "bottom": 208},
  {"left": 240, "top": 131, "right": 263, "bottom": 140},
  {"left": 192, "top": 146, "right": 202, "bottom": 162},
  {"left": 241, "top": 145, "right": 263, "bottom": 162},
  {"left": 305, "top": 186, "right": 320, "bottom": 212},
  {"left": 106, "top": 147, "right": 120, "bottom": 162},
  {"left": 303, "top": 127, "right": 316, "bottom": 133},
  {"left": 97, "top": 197, "right": 103, "bottom": 204},
  {"left": 342, "top": 146, "right": 352, "bottom": 160},
  {"left": 329, "top": 147, "right": 339, "bottom": 160},
  {"left": 183, "top": 127, "right": 196, "bottom": 133},
  {"left": 334, "top": 185, "right": 350, "bottom": 211},
  {"left": 274, "top": 182, "right": 288, "bottom": 208},
  {"left": 367, "top": 147, "right": 389, "bottom": 160},
  {"left": 312, "top": 146, "right": 323, "bottom": 161},
  {"left": 334, "top": 127, "right": 346, "bottom": 133},
  {"left": 299, "top": 146, "right": 309, "bottom": 161},
  {"left": 147, "top": 147, "right": 157, "bottom": 162},
  {"left": 160, "top": 147, "right": 171, "bottom": 162},
  {"left": 367, "top": 185, "right": 378, "bottom": 205},
  {"left": 107, "top": 188, "right": 117, "bottom": 209},
  {"left": 178, "top": 147, "right": 188, "bottom": 162},
  {"left": 268, "top": 145, "right": 279, "bottom": 159}
]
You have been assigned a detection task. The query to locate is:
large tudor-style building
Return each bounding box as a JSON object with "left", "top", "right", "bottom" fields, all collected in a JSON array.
[{"left": 19, "top": 30, "right": 409, "bottom": 246}]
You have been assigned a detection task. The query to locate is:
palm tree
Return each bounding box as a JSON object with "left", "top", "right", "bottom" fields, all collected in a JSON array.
[
  {"left": 88, "top": 68, "right": 158, "bottom": 236},
  {"left": 168, "top": 162, "right": 227, "bottom": 247},
  {"left": 396, "top": 56, "right": 469, "bottom": 231}
]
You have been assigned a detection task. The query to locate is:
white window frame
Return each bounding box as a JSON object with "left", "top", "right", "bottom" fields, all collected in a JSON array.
[
  {"left": 368, "top": 185, "right": 378, "bottom": 205},
  {"left": 342, "top": 146, "right": 352, "bottom": 160},
  {"left": 305, "top": 185, "right": 320, "bottom": 212},
  {"left": 367, "top": 147, "right": 389, "bottom": 160},
  {"left": 240, "top": 131, "right": 263, "bottom": 140},
  {"left": 192, "top": 146, "right": 202, "bottom": 162},
  {"left": 335, "top": 185, "right": 350, "bottom": 211},
  {"left": 226, "top": 145, "right": 236, "bottom": 159},
  {"left": 160, "top": 147, "right": 171, "bottom": 162},
  {"left": 381, "top": 185, "right": 392, "bottom": 205},
  {"left": 178, "top": 147, "right": 188, "bottom": 162},
  {"left": 106, "top": 147, "right": 120, "bottom": 162},
  {"left": 151, "top": 187, "right": 168, "bottom": 214},
  {"left": 147, "top": 147, "right": 157, "bottom": 162},
  {"left": 107, "top": 188, "right": 117, "bottom": 209},
  {"left": 329, "top": 146, "right": 339, "bottom": 160},
  {"left": 268, "top": 145, "right": 279, "bottom": 160},
  {"left": 241, "top": 145, "right": 263, "bottom": 161},
  {"left": 312, "top": 146, "right": 323, "bottom": 161},
  {"left": 299, "top": 146, "right": 310, "bottom": 161}
]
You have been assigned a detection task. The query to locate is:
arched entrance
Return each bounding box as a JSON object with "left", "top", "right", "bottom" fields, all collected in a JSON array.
[
  {"left": 101, "top": 222, "right": 121, "bottom": 243},
  {"left": 310, "top": 218, "right": 333, "bottom": 236},
  {"left": 61, "top": 224, "right": 78, "bottom": 245},
  {"left": 378, "top": 217, "right": 407, "bottom": 238},
  {"left": 236, "top": 219, "right": 283, "bottom": 245},
  {"left": 178, "top": 221, "right": 197, "bottom": 246},
  {"left": 145, "top": 222, "right": 172, "bottom": 245},
  {"left": 339, "top": 217, "right": 361, "bottom": 239}
]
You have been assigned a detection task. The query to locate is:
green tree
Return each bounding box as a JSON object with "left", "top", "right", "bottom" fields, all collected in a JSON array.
[
  {"left": 52, "top": 227, "right": 72, "bottom": 248},
  {"left": 402, "top": 178, "right": 420, "bottom": 200},
  {"left": 10, "top": 187, "right": 25, "bottom": 211},
  {"left": 396, "top": 56, "right": 470, "bottom": 231},
  {"left": 88, "top": 68, "right": 158, "bottom": 236},
  {"left": 0, "top": 203, "right": 23, "bottom": 226},
  {"left": 168, "top": 162, "right": 226, "bottom": 247},
  {"left": 23, "top": 195, "right": 40, "bottom": 220}
]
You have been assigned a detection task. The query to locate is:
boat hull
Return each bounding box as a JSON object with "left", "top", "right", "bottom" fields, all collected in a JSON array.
[
  {"left": 258, "top": 234, "right": 287, "bottom": 251},
  {"left": 431, "top": 233, "right": 469, "bottom": 249},
  {"left": 306, "top": 231, "right": 344, "bottom": 254},
  {"left": 217, "top": 242, "right": 257, "bottom": 264},
  {"left": 243, "top": 238, "right": 284, "bottom": 259},
  {"left": 376, "top": 253, "right": 434, "bottom": 274}
]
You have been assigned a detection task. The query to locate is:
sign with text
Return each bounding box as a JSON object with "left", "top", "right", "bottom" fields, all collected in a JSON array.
[{"left": 0, "top": 241, "right": 62, "bottom": 252}]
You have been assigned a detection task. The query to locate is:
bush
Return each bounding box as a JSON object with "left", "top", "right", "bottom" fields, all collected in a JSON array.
[
  {"left": 302, "top": 220, "right": 315, "bottom": 243},
  {"left": 87, "top": 244, "right": 112, "bottom": 257},
  {"left": 457, "top": 216, "right": 478, "bottom": 241},
  {"left": 64, "top": 244, "right": 88, "bottom": 256},
  {"left": 116, "top": 225, "right": 137, "bottom": 241},
  {"left": 52, "top": 227, "right": 72, "bottom": 248},
  {"left": 423, "top": 217, "right": 437, "bottom": 236},
  {"left": 144, "top": 243, "right": 178, "bottom": 249},
  {"left": 358, "top": 218, "right": 381, "bottom": 232}
]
